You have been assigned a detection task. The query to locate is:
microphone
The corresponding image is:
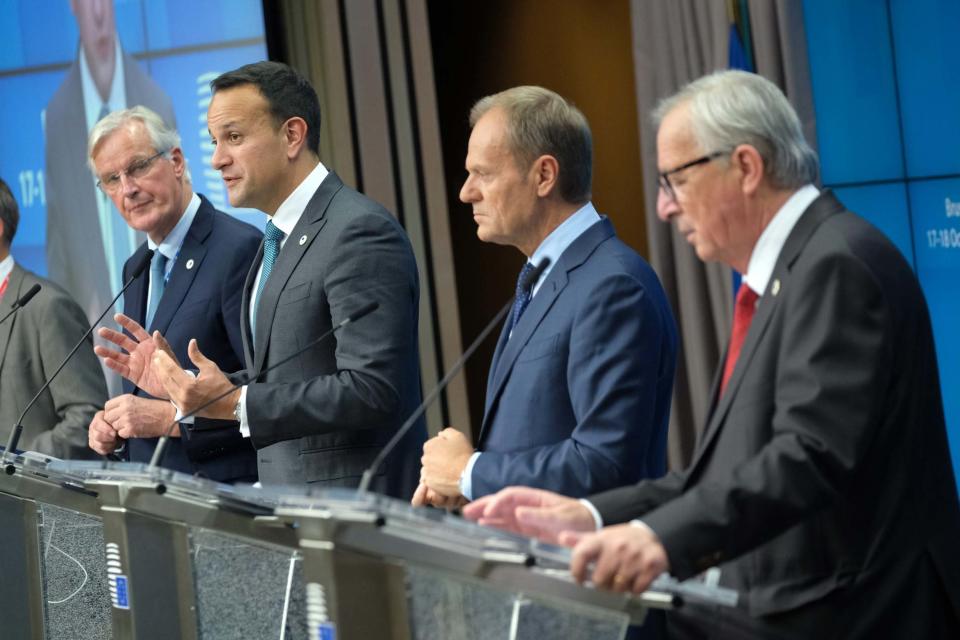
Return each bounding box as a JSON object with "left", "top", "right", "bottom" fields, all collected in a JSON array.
[
  {"left": 3, "top": 251, "right": 153, "bottom": 464},
  {"left": 0, "top": 283, "right": 41, "bottom": 325},
  {"left": 358, "top": 257, "right": 551, "bottom": 494},
  {"left": 147, "top": 300, "right": 380, "bottom": 470}
]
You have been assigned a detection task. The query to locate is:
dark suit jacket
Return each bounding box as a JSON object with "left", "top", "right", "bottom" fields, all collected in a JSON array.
[
  {"left": 0, "top": 264, "right": 106, "bottom": 459},
  {"left": 239, "top": 172, "right": 426, "bottom": 499},
  {"left": 472, "top": 217, "right": 677, "bottom": 498},
  {"left": 44, "top": 47, "right": 175, "bottom": 394},
  {"left": 122, "top": 196, "right": 261, "bottom": 483},
  {"left": 590, "top": 193, "right": 960, "bottom": 638}
]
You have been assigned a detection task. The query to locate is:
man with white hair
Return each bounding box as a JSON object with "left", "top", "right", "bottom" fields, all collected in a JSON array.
[
  {"left": 87, "top": 106, "right": 261, "bottom": 483},
  {"left": 465, "top": 70, "right": 960, "bottom": 638}
]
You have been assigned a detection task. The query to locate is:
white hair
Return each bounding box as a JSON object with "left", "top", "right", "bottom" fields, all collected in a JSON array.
[
  {"left": 87, "top": 105, "right": 192, "bottom": 183},
  {"left": 653, "top": 70, "right": 818, "bottom": 189}
]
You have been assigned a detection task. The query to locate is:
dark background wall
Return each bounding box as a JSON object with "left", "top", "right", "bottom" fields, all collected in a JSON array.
[{"left": 428, "top": 0, "right": 647, "bottom": 435}]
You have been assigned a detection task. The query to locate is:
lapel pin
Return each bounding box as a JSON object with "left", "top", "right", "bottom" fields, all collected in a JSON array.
[
  {"left": 771, "top": 278, "right": 780, "bottom": 296},
  {"left": 185, "top": 258, "right": 195, "bottom": 270},
  {"left": 299, "top": 234, "right": 308, "bottom": 246}
]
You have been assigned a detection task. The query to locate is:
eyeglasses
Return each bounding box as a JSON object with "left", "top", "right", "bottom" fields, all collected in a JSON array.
[
  {"left": 658, "top": 150, "right": 727, "bottom": 201},
  {"left": 96, "top": 149, "right": 169, "bottom": 193}
]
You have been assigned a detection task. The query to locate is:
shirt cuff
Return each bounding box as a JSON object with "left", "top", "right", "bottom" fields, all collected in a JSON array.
[
  {"left": 579, "top": 499, "right": 604, "bottom": 531},
  {"left": 459, "top": 451, "right": 481, "bottom": 500},
  {"left": 239, "top": 385, "right": 250, "bottom": 438},
  {"left": 629, "top": 519, "right": 656, "bottom": 537}
]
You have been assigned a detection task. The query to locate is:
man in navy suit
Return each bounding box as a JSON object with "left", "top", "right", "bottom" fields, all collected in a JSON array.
[
  {"left": 87, "top": 106, "right": 261, "bottom": 483},
  {"left": 414, "top": 86, "right": 677, "bottom": 508}
]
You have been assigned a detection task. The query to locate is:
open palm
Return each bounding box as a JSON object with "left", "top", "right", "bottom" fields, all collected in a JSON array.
[{"left": 96, "top": 314, "right": 177, "bottom": 399}]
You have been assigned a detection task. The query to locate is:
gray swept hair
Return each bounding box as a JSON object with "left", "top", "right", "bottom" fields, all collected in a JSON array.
[
  {"left": 653, "top": 70, "right": 818, "bottom": 189},
  {"left": 470, "top": 86, "right": 592, "bottom": 204},
  {"left": 87, "top": 105, "right": 191, "bottom": 183}
]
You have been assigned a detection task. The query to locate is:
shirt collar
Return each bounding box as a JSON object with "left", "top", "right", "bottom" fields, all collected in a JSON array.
[
  {"left": 147, "top": 193, "right": 200, "bottom": 260},
  {"left": 743, "top": 184, "right": 820, "bottom": 295},
  {"left": 80, "top": 38, "right": 126, "bottom": 133},
  {"left": 269, "top": 161, "right": 330, "bottom": 236},
  {"left": 527, "top": 202, "right": 601, "bottom": 296},
  {"left": 0, "top": 254, "right": 13, "bottom": 284}
]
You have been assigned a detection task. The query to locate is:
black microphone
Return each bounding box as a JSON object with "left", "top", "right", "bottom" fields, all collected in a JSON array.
[
  {"left": 0, "top": 283, "right": 41, "bottom": 326},
  {"left": 358, "top": 257, "right": 551, "bottom": 494},
  {"left": 147, "top": 300, "right": 380, "bottom": 470},
  {"left": 3, "top": 251, "right": 153, "bottom": 464}
]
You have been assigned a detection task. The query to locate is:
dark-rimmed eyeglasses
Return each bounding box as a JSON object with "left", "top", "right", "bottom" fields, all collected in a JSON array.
[
  {"left": 658, "top": 150, "right": 727, "bottom": 201},
  {"left": 96, "top": 149, "right": 169, "bottom": 193}
]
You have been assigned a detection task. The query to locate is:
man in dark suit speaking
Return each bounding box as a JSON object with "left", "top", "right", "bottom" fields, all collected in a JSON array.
[
  {"left": 104, "top": 62, "right": 426, "bottom": 497},
  {"left": 87, "top": 106, "right": 261, "bottom": 483},
  {"left": 412, "top": 86, "right": 677, "bottom": 509},
  {"left": 464, "top": 71, "right": 960, "bottom": 639}
]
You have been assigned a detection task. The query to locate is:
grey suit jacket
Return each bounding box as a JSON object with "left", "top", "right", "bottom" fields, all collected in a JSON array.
[
  {"left": 590, "top": 192, "right": 960, "bottom": 637},
  {"left": 0, "top": 264, "right": 107, "bottom": 458},
  {"left": 43, "top": 47, "right": 175, "bottom": 382},
  {"left": 239, "top": 172, "right": 426, "bottom": 498}
]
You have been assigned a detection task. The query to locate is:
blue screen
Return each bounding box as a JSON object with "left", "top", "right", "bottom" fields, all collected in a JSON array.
[
  {"left": 804, "top": 0, "right": 960, "bottom": 484},
  {"left": 0, "top": 0, "right": 268, "bottom": 279}
]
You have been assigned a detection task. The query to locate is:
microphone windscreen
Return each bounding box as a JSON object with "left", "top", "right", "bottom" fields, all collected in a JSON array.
[
  {"left": 523, "top": 257, "right": 551, "bottom": 290},
  {"left": 130, "top": 249, "right": 154, "bottom": 279},
  {"left": 17, "top": 283, "right": 41, "bottom": 308}
]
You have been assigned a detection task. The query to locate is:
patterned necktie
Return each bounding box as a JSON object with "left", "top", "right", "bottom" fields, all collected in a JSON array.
[
  {"left": 145, "top": 251, "right": 167, "bottom": 329},
  {"left": 720, "top": 284, "right": 760, "bottom": 397},
  {"left": 253, "top": 221, "right": 285, "bottom": 334},
  {"left": 508, "top": 261, "right": 537, "bottom": 336}
]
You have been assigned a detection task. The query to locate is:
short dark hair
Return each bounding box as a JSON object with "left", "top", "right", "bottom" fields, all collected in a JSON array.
[
  {"left": 0, "top": 177, "right": 19, "bottom": 247},
  {"left": 211, "top": 61, "right": 321, "bottom": 155}
]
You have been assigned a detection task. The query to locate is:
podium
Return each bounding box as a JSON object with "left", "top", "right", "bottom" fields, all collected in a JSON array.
[{"left": 0, "top": 452, "right": 736, "bottom": 639}]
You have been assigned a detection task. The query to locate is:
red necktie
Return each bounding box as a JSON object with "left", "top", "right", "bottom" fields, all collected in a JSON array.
[
  {"left": 720, "top": 285, "right": 759, "bottom": 397},
  {"left": 0, "top": 274, "right": 9, "bottom": 304}
]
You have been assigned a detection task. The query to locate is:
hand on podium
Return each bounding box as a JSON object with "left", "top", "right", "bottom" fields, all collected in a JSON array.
[
  {"left": 88, "top": 410, "right": 121, "bottom": 455},
  {"left": 96, "top": 313, "right": 173, "bottom": 399},
  {"left": 461, "top": 487, "right": 596, "bottom": 545},
  {"left": 104, "top": 395, "right": 178, "bottom": 439},
  {"left": 564, "top": 523, "right": 669, "bottom": 595},
  {"left": 411, "top": 428, "right": 473, "bottom": 508}
]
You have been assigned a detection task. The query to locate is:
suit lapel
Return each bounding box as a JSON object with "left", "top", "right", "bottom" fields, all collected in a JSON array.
[
  {"left": 478, "top": 218, "right": 615, "bottom": 443},
  {"left": 0, "top": 265, "right": 27, "bottom": 380},
  {"left": 686, "top": 192, "right": 846, "bottom": 477},
  {"left": 148, "top": 200, "right": 212, "bottom": 334},
  {"left": 240, "top": 243, "right": 262, "bottom": 371},
  {"left": 250, "top": 173, "right": 342, "bottom": 375}
]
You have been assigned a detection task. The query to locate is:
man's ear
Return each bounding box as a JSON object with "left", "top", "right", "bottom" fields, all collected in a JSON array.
[
  {"left": 283, "top": 117, "right": 310, "bottom": 160},
  {"left": 733, "top": 144, "right": 764, "bottom": 196},
  {"left": 533, "top": 155, "right": 560, "bottom": 198}
]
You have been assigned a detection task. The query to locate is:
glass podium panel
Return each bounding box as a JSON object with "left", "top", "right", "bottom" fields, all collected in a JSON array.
[
  {"left": 406, "top": 566, "right": 629, "bottom": 640},
  {"left": 188, "top": 527, "right": 308, "bottom": 640},
  {"left": 37, "top": 504, "right": 112, "bottom": 640}
]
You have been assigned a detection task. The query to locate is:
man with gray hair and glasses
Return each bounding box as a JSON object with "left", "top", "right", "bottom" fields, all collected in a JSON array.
[
  {"left": 87, "top": 106, "right": 261, "bottom": 483},
  {"left": 465, "top": 70, "right": 960, "bottom": 638}
]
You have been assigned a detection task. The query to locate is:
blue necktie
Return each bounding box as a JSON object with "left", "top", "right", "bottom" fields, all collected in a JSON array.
[
  {"left": 253, "top": 221, "right": 285, "bottom": 334},
  {"left": 508, "top": 261, "right": 536, "bottom": 336},
  {"left": 145, "top": 251, "right": 167, "bottom": 329}
]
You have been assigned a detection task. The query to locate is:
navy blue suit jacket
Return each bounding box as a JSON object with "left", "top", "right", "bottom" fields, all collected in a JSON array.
[
  {"left": 122, "top": 195, "right": 262, "bottom": 482},
  {"left": 472, "top": 217, "right": 678, "bottom": 498}
]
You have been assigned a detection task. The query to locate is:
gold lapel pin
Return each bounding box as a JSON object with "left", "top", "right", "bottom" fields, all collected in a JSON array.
[{"left": 771, "top": 278, "right": 780, "bottom": 296}]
